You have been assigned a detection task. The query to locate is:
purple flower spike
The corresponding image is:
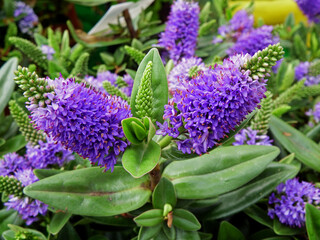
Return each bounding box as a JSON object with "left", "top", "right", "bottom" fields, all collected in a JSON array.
[
  {"left": 40, "top": 45, "right": 55, "bottom": 60},
  {"left": 233, "top": 127, "right": 273, "bottom": 146},
  {"left": 5, "top": 169, "right": 48, "bottom": 225},
  {"left": 295, "top": 0, "right": 320, "bottom": 23},
  {"left": 295, "top": 61, "right": 320, "bottom": 86},
  {"left": 14, "top": 1, "right": 38, "bottom": 34},
  {"left": 29, "top": 77, "right": 131, "bottom": 171},
  {"left": 158, "top": 0, "right": 199, "bottom": 63},
  {"left": 268, "top": 178, "right": 320, "bottom": 228},
  {"left": 157, "top": 54, "right": 266, "bottom": 154},
  {"left": 0, "top": 153, "right": 29, "bottom": 176},
  {"left": 26, "top": 136, "right": 74, "bottom": 169},
  {"left": 213, "top": 10, "right": 254, "bottom": 43},
  {"left": 227, "top": 26, "right": 279, "bottom": 56}
]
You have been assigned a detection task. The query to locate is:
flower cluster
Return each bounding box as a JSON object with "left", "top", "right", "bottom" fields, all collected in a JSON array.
[
  {"left": 0, "top": 153, "right": 28, "bottom": 176},
  {"left": 30, "top": 76, "right": 131, "bottom": 170},
  {"left": 306, "top": 101, "right": 320, "bottom": 127},
  {"left": 84, "top": 71, "right": 133, "bottom": 96},
  {"left": 167, "top": 57, "right": 206, "bottom": 93},
  {"left": 158, "top": 0, "right": 199, "bottom": 63},
  {"left": 4, "top": 169, "right": 48, "bottom": 225},
  {"left": 213, "top": 10, "right": 253, "bottom": 43},
  {"left": 295, "top": 0, "right": 320, "bottom": 23},
  {"left": 26, "top": 136, "right": 74, "bottom": 169},
  {"left": 233, "top": 127, "right": 273, "bottom": 146},
  {"left": 40, "top": 45, "right": 55, "bottom": 60},
  {"left": 295, "top": 61, "right": 320, "bottom": 86},
  {"left": 214, "top": 10, "right": 279, "bottom": 56},
  {"left": 14, "top": 1, "right": 38, "bottom": 34},
  {"left": 157, "top": 54, "right": 266, "bottom": 154},
  {"left": 227, "top": 26, "right": 279, "bottom": 56},
  {"left": 268, "top": 178, "right": 320, "bottom": 228}
]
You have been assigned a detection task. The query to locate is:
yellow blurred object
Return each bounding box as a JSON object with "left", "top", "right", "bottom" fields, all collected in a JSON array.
[{"left": 229, "top": 0, "right": 308, "bottom": 25}]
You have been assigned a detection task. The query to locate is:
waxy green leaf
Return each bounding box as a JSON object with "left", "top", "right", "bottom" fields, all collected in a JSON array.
[
  {"left": 152, "top": 178, "right": 177, "bottom": 209},
  {"left": 172, "top": 209, "right": 201, "bottom": 231},
  {"left": 270, "top": 115, "right": 320, "bottom": 172},
  {"left": 24, "top": 167, "right": 151, "bottom": 216},
  {"left": 163, "top": 145, "right": 279, "bottom": 199},
  {"left": 306, "top": 204, "right": 320, "bottom": 240},
  {"left": 134, "top": 209, "right": 164, "bottom": 227}
]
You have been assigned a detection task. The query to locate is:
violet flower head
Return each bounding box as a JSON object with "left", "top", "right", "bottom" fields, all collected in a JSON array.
[
  {"left": 306, "top": 101, "right": 320, "bottom": 127},
  {"left": 295, "top": 61, "right": 320, "bottom": 86},
  {"left": 29, "top": 77, "right": 131, "bottom": 171},
  {"left": 158, "top": 0, "right": 200, "bottom": 63},
  {"left": 295, "top": 0, "right": 320, "bottom": 23},
  {"left": 0, "top": 153, "right": 29, "bottom": 176},
  {"left": 157, "top": 54, "right": 266, "bottom": 154},
  {"left": 14, "top": 1, "right": 38, "bottom": 34},
  {"left": 167, "top": 57, "right": 206, "bottom": 93},
  {"left": 5, "top": 169, "right": 48, "bottom": 225},
  {"left": 268, "top": 178, "right": 320, "bottom": 228},
  {"left": 227, "top": 25, "right": 279, "bottom": 56},
  {"left": 26, "top": 136, "right": 74, "bottom": 169},
  {"left": 213, "top": 10, "right": 254, "bottom": 43},
  {"left": 40, "top": 45, "right": 55, "bottom": 60},
  {"left": 233, "top": 127, "right": 273, "bottom": 146}
]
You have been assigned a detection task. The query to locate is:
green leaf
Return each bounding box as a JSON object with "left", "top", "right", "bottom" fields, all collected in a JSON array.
[
  {"left": 306, "top": 123, "right": 320, "bottom": 142},
  {"left": 217, "top": 221, "right": 245, "bottom": 240},
  {"left": 138, "top": 225, "right": 162, "bottom": 240},
  {"left": 7, "top": 224, "right": 46, "bottom": 240},
  {"left": 204, "top": 162, "right": 299, "bottom": 220},
  {"left": 306, "top": 204, "right": 320, "bottom": 240},
  {"left": 162, "top": 223, "right": 176, "bottom": 240},
  {"left": 24, "top": 167, "right": 151, "bottom": 216},
  {"left": 134, "top": 209, "right": 164, "bottom": 227},
  {"left": 0, "top": 210, "right": 22, "bottom": 235},
  {"left": 273, "top": 218, "right": 304, "bottom": 236},
  {"left": 48, "top": 212, "right": 72, "bottom": 235},
  {"left": 175, "top": 228, "right": 200, "bottom": 240},
  {"left": 163, "top": 145, "right": 279, "bottom": 199},
  {"left": 122, "top": 140, "right": 161, "bottom": 178},
  {"left": 130, "top": 48, "right": 168, "bottom": 123},
  {"left": 57, "top": 222, "right": 81, "bottom": 240},
  {"left": 34, "top": 33, "right": 48, "bottom": 46},
  {"left": 269, "top": 115, "right": 320, "bottom": 172},
  {"left": 172, "top": 209, "right": 201, "bottom": 231},
  {"left": 122, "top": 117, "right": 147, "bottom": 144},
  {"left": 244, "top": 205, "right": 273, "bottom": 229},
  {"left": 64, "top": 0, "right": 113, "bottom": 6},
  {"left": 33, "top": 169, "right": 65, "bottom": 180},
  {"left": 0, "top": 135, "right": 27, "bottom": 158},
  {"left": 0, "top": 57, "right": 18, "bottom": 114},
  {"left": 152, "top": 178, "right": 177, "bottom": 209},
  {"left": 85, "top": 216, "right": 135, "bottom": 227}
]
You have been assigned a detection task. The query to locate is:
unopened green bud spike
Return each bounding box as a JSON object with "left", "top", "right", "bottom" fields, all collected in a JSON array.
[
  {"left": 9, "top": 100, "right": 46, "bottom": 145},
  {"left": 244, "top": 43, "right": 285, "bottom": 80},
  {"left": 102, "top": 81, "right": 129, "bottom": 102},
  {"left": 135, "top": 61, "right": 153, "bottom": 118},
  {"left": 0, "top": 176, "right": 23, "bottom": 197},
  {"left": 69, "top": 52, "right": 89, "bottom": 78},
  {"left": 14, "top": 66, "right": 54, "bottom": 109},
  {"left": 124, "top": 46, "right": 146, "bottom": 65},
  {"left": 250, "top": 91, "right": 274, "bottom": 135}
]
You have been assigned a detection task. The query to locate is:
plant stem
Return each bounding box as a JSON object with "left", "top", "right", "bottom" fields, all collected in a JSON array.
[
  {"left": 117, "top": 0, "right": 137, "bottom": 38},
  {"left": 149, "top": 164, "right": 161, "bottom": 191},
  {"left": 158, "top": 135, "right": 173, "bottom": 149}
]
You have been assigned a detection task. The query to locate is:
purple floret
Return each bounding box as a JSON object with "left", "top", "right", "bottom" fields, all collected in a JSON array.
[
  {"left": 233, "top": 127, "right": 273, "bottom": 146},
  {"left": 295, "top": 61, "right": 320, "bottom": 86},
  {"left": 14, "top": 1, "right": 38, "bottom": 34},
  {"left": 40, "top": 45, "right": 55, "bottom": 60},
  {"left": 157, "top": 54, "right": 266, "bottom": 154},
  {"left": 306, "top": 101, "right": 320, "bottom": 127},
  {"left": 295, "top": 0, "right": 320, "bottom": 23},
  {"left": 227, "top": 26, "right": 279, "bottom": 56},
  {"left": 26, "top": 136, "right": 74, "bottom": 169},
  {"left": 268, "top": 178, "right": 320, "bottom": 228},
  {"left": 167, "top": 57, "right": 206, "bottom": 93},
  {"left": 0, "top": 153, "right": 29, "bottom": 176},
  {"left": 5, "top": 169, "right": 48, "bottom": 225},
  {"left": 158, "top": 0, "right": 199, "bottom": 63},
  {"left": 29, "top": 76, "right": 131, "bottom": 171},
  {"left": 213, "top": 10, "right": 254, "bottom": 43}
]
